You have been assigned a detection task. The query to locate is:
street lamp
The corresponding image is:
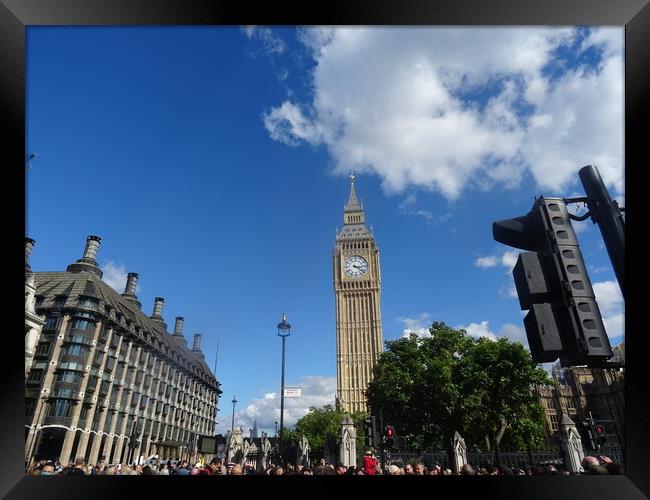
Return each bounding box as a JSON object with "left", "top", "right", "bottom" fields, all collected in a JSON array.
[
  {"left": 231, "top": 396, "right": 238, "bottom": 433},
  {"left": 277, "top": 314, "right": 291, "bottom": 466}
]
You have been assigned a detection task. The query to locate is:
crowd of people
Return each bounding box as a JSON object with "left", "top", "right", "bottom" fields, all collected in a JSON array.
[{"left": 26, "top": 452, "right": 624, "bottom": 476}]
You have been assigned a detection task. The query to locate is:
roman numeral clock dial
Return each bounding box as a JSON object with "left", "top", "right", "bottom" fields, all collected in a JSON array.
[{"left": 344, "top": 255, "right": 368, "bottom": 278}]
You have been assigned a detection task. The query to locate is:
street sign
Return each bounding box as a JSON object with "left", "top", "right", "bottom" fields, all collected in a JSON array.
[{"left": 284, "top": 388, "right": 301, "bottom": 398}]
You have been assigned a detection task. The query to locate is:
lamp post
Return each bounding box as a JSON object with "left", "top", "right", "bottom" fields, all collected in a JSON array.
[
  {"left": 277, "top": 314, "right": 291, "bottom": 466},
  {"left": 274, "top": 420, "right": 278, "bottom": 438},
  {"left": 231, "top": 397, "right": 238, "bottom": 433}
]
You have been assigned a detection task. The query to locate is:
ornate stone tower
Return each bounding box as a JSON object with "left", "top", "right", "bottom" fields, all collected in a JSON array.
[{"left": 333, "top": 174, "right": 383, "bottom": 414}]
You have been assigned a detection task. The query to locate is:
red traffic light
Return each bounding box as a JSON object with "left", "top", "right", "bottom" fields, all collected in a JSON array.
[
  {"left": 595, "top": 424, "right": 605, "bottom": 434},
  {"left": 385, "top": 426, "right": 394, "bottom": 437}
]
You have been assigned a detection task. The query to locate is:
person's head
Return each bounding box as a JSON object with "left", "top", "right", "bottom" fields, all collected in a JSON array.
[
  {"left": 230, "top": 465, "right": 243, "bottom": 475},
  {"left": 387, "top": 464, "right": 400, "bottom": 475},
  {"left": 415, "top": 462, "right": 426, "bottom": 475},
  {"left": 335, "top": 464, "right": 347, "bottom": 475},
  {"left": 404, "top": 463, "right": 414, "bottom": 474},
  {"left": 460, "top": 463, "right": 476, "bottom": 475},
  {"left": 582, "top": 456, "right": 600, "bottom": 469},
  {"left": 74, "top": 457, "right": 85, "bottom": 467},
  {"left": 103, "top": 465, "right": 116, "bottom": 476},
  {"left": 142, "top": 465, "right": 154, "bottom": 475},
  {"left": 40, "top": 462, "right": 56, "bottom": 475}
]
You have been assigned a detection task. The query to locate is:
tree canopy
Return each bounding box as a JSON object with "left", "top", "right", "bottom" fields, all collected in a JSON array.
[
  {"left": 366, "top": 321, "right": 551, "bottom": 451},
  {"left": 285, "top": 405, "right": 367, "bottom": 461}
]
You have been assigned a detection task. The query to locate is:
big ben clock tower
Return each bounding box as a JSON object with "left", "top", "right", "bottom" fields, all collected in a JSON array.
[{"left": 333, "top": 173, "right": 383, "bottom": 414}]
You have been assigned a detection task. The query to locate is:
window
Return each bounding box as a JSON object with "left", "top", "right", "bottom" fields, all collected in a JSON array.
[
  {"left": 44, "top": 314, "right": 61, "bottom": 331},
  {"left": 99, "top": 380, "right": 110, "bottom": 395},
  {"left": 68, "top": 319, "right": 95, "bottom": 332},
  {"left": 93, "top": 351, "right": 105, "bottom": 365},
  {"left": 27, "top": 368, "right": 44, "bottom": 383},
  {"left": 549, "top": 414, "right": 559, "bottom": 432},
  {"left": 104, "top": 357, "right": 116, "bottom": 372},
  {"left": 79, "top": 405, "right": 89, "bottom": 422},
  {"left": 99, "top": 325, "right": 110, "bottom": 341},
  {"left": 77, "top": 297, "right": 96, "bottom": 308},
  {"left": 114, "top": 364, "right": 124, "bottom": 381},
  {"left": 54, "top": 296, "right": 67, "bottom": 307},
  {"left": 56, "top": 370, "right": 83, "bottom": 384},
  {"left": 35, "top": 343, "right": 51, "bottom": 356},
  {"left": 35, "top": 296, "right": 44, "bottom": 307},
  {"left": 66, "top": 344, "right": 90, "bottom": 357},
  {"left": 50, "top": 399, "right": 72, "bottom": 418},
  {"left": 115, "top": 413, "right": 123, "bottom": 431},
  {"left": 59, "top": 361, "right": 84, "bottom": 371},
  {"left": 25, "top": 398, "right": 37, "bottom": 416},
  {"left": 55, "top": 388, "right": 77, "bottom": 399}
]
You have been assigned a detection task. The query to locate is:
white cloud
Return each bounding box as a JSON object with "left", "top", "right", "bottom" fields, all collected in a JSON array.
[
  {"left": 399, "top": 313, "right": 433, "bottom": 338},
  {"left": 264, "top": 27, "right": 623, "bottom": 200},
  {"left": 398, "top": 193, "right": 451, "bottom": 225},
  {"left": 457, "top": 320, "right": 527, "bottom": 345},
  {"left": 593, "top": 280, "right": 624, "bottom": 339},
  {"left": 100, "top": 260, "right": 140, "bottom": 294},
  {"left": 241, "top": 26, "right": 285, "bottom": 55},
  {"left": 475, "top": 250, "right": 518, "bottom": 273},
  {"left": 216, "top": 376, "right": 337, "bottom": 436},
  {"left": 457, "top": 321, "right": 498, "bottom": 341},
  {"left": 475, "top": 255, "right": 499, "bottom": 268}
]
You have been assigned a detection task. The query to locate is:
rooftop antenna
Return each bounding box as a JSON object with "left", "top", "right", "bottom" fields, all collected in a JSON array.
[{"left": 213, "top": 338, "right": 220, "bottom": 376}]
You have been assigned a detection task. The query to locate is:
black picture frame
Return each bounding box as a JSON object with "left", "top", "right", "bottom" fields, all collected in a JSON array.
[{"left": 2, "top": 1, "right": 647, "bottom": 498}]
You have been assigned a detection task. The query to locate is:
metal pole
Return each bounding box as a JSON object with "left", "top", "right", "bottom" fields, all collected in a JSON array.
[
  {"left": 379, "top": 408, "right": 385, "bottom": 471},
  {"left": 279, "top": 335, "right": 286, "bottom": 465},
  {"left": 231, "top": 397, "right": 237, "bottom": 433},
  {"left": 578, "top": 165, "right": 625, "bottom": 298}
]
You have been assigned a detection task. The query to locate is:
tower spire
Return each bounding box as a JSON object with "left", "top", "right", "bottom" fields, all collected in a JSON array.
[{"left": 345, "top": 171, "right": 363, "bottom": 212}]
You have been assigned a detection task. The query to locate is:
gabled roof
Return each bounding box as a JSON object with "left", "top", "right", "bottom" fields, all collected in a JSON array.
[{"left": 34, "top": 271, "right": 219, "bottom": 389}]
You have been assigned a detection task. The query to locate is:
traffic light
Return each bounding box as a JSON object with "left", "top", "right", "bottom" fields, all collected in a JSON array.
[
  {"left": 383, "top": 425, "right": 395, "bottom": 449},
  {"left": 594, "top": 423, "right": 607, "bottom": 446},
  {"left": 364, "top": 416, "right": 377, "bottom": 448},
  {"left": 493, "top": 196, "right": 613, "bottom": 366},
  {"left": 580, "top": 419, "right": 596, "bottom": 450}
]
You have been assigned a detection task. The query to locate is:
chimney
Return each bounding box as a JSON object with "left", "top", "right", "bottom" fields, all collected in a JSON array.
[
  {"left": 66, "top": 235, "right": 103, "bottom": 278},
  {"left": 174, "top": 317, "right": 185, "bottom": 336},
  {"left": 151, "top": 297, "right": 165, "bottom": 320},
  {"left": 192, "top": 333, "right": 205, "bottom": 360},
  {"left": 25, "top": 238, "right": 36, "bottom": 271},
  {"left": 81, "top": 235, "right": 101, "bottom": 263},
  {"left": 122, "top": 272, "right": 141, "bottom": 309}
]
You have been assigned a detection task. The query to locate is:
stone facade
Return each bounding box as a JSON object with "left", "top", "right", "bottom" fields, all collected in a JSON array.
[
  {"left": 25, "top": 239, "right": 45, "bottom": 380},
  {"left": 333, "top": 175, "right": 384, "bottom": 414},
  {"left": 535, "top": 360, "right": 624, "bottom": 449},
  {"left": 24, "top": 235, "right": 222, "bottom": 467}
]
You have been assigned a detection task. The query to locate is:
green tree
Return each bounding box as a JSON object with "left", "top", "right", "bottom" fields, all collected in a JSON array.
[
  {"left": 366, "top": 321, "right": 550, "bottom": 456},
  {"left": 288, "top": 405, "right": 367, "bottom": 463}
]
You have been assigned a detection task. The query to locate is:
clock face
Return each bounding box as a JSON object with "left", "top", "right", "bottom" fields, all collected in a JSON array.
[{"left": 345, "top": 255, "right": 368, "bottom": 277}]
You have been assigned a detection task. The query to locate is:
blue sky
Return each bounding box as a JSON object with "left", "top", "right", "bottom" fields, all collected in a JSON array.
[{"left": 26, "top": 26, "right": 624, "bottom": 438}]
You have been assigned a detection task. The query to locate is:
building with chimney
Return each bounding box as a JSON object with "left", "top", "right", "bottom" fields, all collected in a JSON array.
[
  {"left": 333, "top": 174, "right": 384, "bottom": 414},
  {"left": 24, "top": 235, "right": 222, "bottom": 467}
]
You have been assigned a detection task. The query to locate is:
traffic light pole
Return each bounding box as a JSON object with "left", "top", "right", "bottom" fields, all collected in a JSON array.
[
  {"left": 578, "top": 165, "right": 625, "bottom": 299},
  {"left": 379, "top": 409, "right": 385, "bottom": 471}
]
